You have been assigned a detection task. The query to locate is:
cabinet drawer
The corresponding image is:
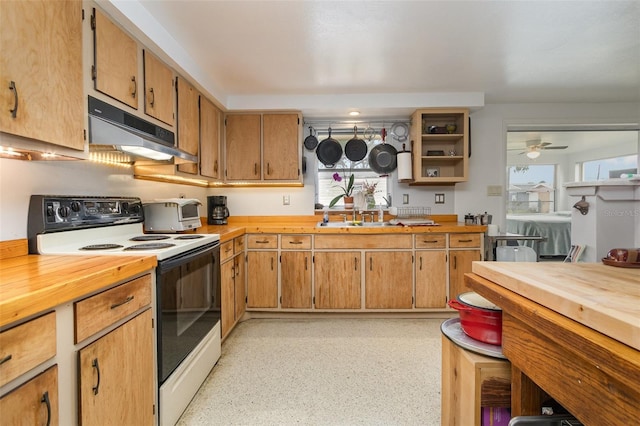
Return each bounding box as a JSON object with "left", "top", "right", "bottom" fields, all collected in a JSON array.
[
  {"left": 234, "top": 236, "right": 245, "bottom": 254},
  {"left": 74, "top": 274, "right": 152, "bottom": 343},
  {"left": 315, "top": 234, "right": 412, "bottom": 249},
  {"left": 0, "top": 312, "right": 56, "bottom": 387},
  {"left": 449, "top": 233, "right": 481, "bottom": 248},
  {"left": 247, "top": 234, "right": 278, "bottom": 249},
  {"left": 0, "top": 365, "right": 58, "bottom": 425},
  {"left": 281, "top": 235, "right": 311, "bottom": 249},
  {"left": 415, "top": 234, "right": 446, "bottom": 249},
  {"left": 221, "top": 241, "right": 234, "bottom": 262}
]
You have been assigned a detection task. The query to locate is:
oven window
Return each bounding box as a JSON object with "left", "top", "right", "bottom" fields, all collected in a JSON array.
[{"left": 157, "top": 246, "right": 220, "bottom": 383}]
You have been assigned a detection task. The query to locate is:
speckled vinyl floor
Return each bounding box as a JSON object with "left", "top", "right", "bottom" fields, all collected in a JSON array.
[{"left": 177, "top": 318, "right": 443, "bottom": 426}]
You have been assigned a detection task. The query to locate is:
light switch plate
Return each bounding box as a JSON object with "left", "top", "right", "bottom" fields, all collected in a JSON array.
[
  {"left": 402, "top": 194, "right": 409, "bottom": 204},
  {"left": 283, "top": 195, "right": 290, "bottom": 205},
  {"left": 487, "top": 185, "right": 503, "bottom": 196}
]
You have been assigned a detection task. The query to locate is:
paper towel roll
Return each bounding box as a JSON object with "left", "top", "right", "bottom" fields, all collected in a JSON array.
[
  {"left": 487, "top": 224, "right": 499, "bottom": 236},
  {"left": 397, "top": 151, "right": 412, "bottom": 181}
]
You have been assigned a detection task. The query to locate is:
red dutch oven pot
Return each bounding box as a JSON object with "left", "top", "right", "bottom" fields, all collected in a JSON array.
[{"left": 448, "top": 292, "right": 502, "bottom": 345}]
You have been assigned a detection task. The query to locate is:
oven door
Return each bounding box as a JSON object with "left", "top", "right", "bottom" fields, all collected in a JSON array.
[{"left": 156, "top": 242, "right": 220, "bottom": 384}]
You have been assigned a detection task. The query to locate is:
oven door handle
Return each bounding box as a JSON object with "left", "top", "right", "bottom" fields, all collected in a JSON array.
[{"left": 156, "top": 242, "right": 220, "bottom": 273}]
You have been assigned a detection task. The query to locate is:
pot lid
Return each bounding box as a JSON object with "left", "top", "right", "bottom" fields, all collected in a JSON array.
[{"left": 457, "top": 292, "right": 501, "bottom": 311}]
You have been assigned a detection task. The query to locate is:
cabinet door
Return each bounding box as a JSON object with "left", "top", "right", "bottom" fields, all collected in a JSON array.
[
  {"left": 365, "top": 251, "right": 413, "bottom": 309},
  {"left": 79, "top": 309, "right": 154, "bottom": 426},
  {"left": 449, "top": 250, "right": 481, "bottom": 301},
  {"left": 281, "top": 251, "right": 312, "bottom": 308},
  {"left": 234, "top": 255, "right": 246, "bottom": 320},
  {"left": 314, "top": 252, "right": 361, "bottom": 309},
  {"left": 415, "top": 250, "right": 447, "bottom": 308},
  {"left": 143, "top": 50, "right": 175, "bottom": 126},
  {"left": 246, "top": 251, "right": 278, "bottom": 308},
  {"left": 0, "top": 0, "right": 83, "bottom": 150},
  {"left": 177, "top": 77, "right": 200, "bottom": 174},
  {"left": 200, "top": 97, "right": 222, "bottom": 179},
  {"left": 0, "top": 365, "right": 58, "bottom": 426},
  {"left": 220, "top": 259, "right": 236, "bottom": 338},
  {"left": 225, "top": 114, "right": 261, "bottom": 180},
  {"left": 263, "top": 114, "right": 300, "bottom": 180},
  {"left": 92, "top": 7, "right": 138, "bottom": 109}
]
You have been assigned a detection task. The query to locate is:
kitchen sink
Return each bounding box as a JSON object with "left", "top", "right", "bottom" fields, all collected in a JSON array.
[{"left": 316, "top": 221, "right": 397, "bottom": 228}]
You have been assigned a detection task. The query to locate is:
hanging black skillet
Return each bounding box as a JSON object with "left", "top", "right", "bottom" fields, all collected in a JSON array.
[
  {"left": 316, "top": 127, "right": 343, "bottom": 168},
  {"left": 344, "top": 126, "right": 367, "bottom": 162},
  {"left": 368, "top": 127, "right": 397, "bottom": 175},
  {"left": 304, "top": 126, "right": 318, "bottom": 150}
]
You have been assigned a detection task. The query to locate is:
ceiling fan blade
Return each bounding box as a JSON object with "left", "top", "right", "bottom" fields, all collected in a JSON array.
[
  {"left": 542, "top": 145, "right": 568, "bottom": 150},
  {"left": 540, "top": 142, "right": 552, "bottom": 147}
]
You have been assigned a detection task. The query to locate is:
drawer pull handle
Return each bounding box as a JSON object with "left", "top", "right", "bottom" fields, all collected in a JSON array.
[
  {"left": 41, "top": 391, "right": 51, "bottom": 426},
  {"left": 423, "top": 240, "right": 439, "bottom": 243},
  {"left": 9, "top": 81, "right": 18, "bottom": 118},
  {"left": 92, "top": 358, "right": 101, "bottom": 395},
  {"left": 288, "top": 241, "right": 303, "bottom": 245},
  {"left": 255, "top": 240, "right": 270, "bottom": 244},
  {"left": 0, "top": 354, "right": 12, "bottom": 365},
  {"left": 225, "top": 247, "right": 232, "bottom": 253},
  {"left": 110, "top": 295, "right": 134, "bottom": 309},
  {"left": 457, "top": 239, "right": 473, "bottom": 243}
]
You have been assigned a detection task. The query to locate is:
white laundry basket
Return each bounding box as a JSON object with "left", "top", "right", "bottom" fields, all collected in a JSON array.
[{"left": 496, "top": 245, "right": 537, "bottom": 262}]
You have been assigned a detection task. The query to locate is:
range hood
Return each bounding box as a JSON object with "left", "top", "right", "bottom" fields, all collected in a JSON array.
[{"left": 88, "top": 96, "right": 197, "bottom": 163}]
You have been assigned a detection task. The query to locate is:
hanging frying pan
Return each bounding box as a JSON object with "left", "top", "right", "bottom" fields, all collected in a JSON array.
[
  {"left": 304, "top": 127, "right": 318, "bottom": 151},
  {"left": 316, "top": 127, "right": 343, "bottom": 168},
  {"left": 369, "top": 143, "right": 397, "bottom": 175},
  {"left": 344, "top": 126, "right": 367, "bottom": 162}
]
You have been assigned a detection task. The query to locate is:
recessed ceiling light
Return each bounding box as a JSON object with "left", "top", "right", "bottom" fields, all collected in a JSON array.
[{"left": 349, "top": 111, "right": 360, "bottom": 116}]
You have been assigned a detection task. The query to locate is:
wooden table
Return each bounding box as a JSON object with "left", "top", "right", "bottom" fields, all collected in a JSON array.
[{"left": 465, "top": 262, "right": 640, "bottom": 425}]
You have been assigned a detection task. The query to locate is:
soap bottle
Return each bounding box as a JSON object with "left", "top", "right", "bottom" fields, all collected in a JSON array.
[
  {"left": 378, "top": 205, "right": 384, "bottom": 222},
  {"left": 323, "top": 206, "right": 329, "bottom": 224}
]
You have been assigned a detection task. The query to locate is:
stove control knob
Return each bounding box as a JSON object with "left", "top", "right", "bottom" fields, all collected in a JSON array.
[
  {"left": 121, "top": 202, "right": 129, "bottom": 213},
  {"left": 58, "top": 206, "right": 70, "bottom": 218},
  {"left": 70, "top": 201, "right": 81, "bottom": 212},
  {"left": 130, "top": 204, "right": 141, "bottom": 214}
]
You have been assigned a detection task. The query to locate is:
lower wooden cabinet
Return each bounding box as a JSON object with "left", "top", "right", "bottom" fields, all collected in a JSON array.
[
  {"left": 415, "top": 250, "right": 447, "bottom": 308},
  {"left": 281, "top": 251, "right": 312, "bottom": 308},
  {"left": 365, "top": 251, "right": 413, "bottom": 309},
  {"left": 221, "top": 251, "right": 246, "bottom": 338},
  {"left": 78, "top": 309, "right": 154, "bottom": 426},
  {"left": 449, "top": 249, "right": 482, "bottom": 301},
  {"left": 247, "top": 251, "right": 278, "bottom": 308},
  {"left": 0, "top": 365, "right": 58, "bottom": 426},
  {"left": 313, "top": 251, "right": 361, "bottom": 309}
]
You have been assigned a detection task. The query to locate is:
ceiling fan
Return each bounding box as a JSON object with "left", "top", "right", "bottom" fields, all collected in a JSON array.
[{"left": 510, "top": 139, "right": 568, "bottom": 159}]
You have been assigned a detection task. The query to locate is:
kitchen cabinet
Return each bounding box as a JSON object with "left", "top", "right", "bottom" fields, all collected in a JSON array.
[
  {"left": 281, "top": 235, "right": 312, "bottom": 309},
  {"left": 0, "top": 0, "right": 83, "bottom": 150},
  {"left": 224, "top": 112, "right": 302, "bottom": 183},
  {"left": 176, "top": 77, "right": 200, "bottom": 173},
  {"left": 410, "top": 108, "right": 469, "bottom": 184},
  {"left": 365, "top": 251, "right": 413, "bottom": 309},
  {"left": 415, "top": 234, "right": 447, "bottom": 308},
  {"left": 221, "top": 236, "right": 246, "bottom": 339},
  {"left": 314, "top": 251, "right": 361, "bottom": 309},
  {"left": 91, "top": 7, "right": 138, "bottom": 110},
  {"left": 246, "top": 235, "right": 278, "bottom": 308},
  {"left": 0, "top": 365, "right": 59, "bottom": 426},
  {"left": 78, "top": 309, "right": 154, "bottom": 425},
  {"left": 441, "top": 335, "right": 511, "bottom": 426},
  {"left": 263, "top": 113, "right": 301, "bottom": 181},
  {"left": 225, "top": 114, "right": 262, "bottom": 180},
  {"left": 200, "top": 97, "right": 222, "bottom": 179},
  {"left": 143, "top": 50, "right": 175, "bottom": 126},
  {"left": 449, "top": 233, "right": 482, "bottom": 301}
]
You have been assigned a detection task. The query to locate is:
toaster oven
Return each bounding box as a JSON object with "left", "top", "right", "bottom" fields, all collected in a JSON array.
[{"left": 143, "top": 198, "right": 202, "bottom": 232}]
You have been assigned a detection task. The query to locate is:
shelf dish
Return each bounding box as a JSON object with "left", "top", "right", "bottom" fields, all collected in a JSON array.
[{"left": 440, "top": 318, "right": 506, "bottom": 359}]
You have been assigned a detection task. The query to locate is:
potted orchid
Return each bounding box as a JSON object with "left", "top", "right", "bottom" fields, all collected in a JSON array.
[{"left": 329, "top": 172, "right": 355, "bottom": 208}]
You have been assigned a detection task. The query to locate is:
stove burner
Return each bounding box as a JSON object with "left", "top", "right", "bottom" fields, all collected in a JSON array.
[
  {"left": 130, "top": 235, "right": 171, "bottom": 241},
  {"left": 80, "top": 244, "right": 124, "bottom": 251},
  {"left": 174, "top": 235, "right": 205, "bottom": 240},
  {"left": 124, "top": 243, "right": 176, "bottom": 251}
]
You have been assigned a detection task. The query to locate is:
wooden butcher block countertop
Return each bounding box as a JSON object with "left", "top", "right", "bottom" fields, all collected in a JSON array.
[
  {"left": 471, "top": 262, "right": 640, "bottom": 351},
  {"left": 0, "top": 252, "right": 156, "bottom": 328}
]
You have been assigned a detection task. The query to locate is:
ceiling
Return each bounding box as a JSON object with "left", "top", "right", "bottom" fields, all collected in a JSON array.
[{"left": 128, "top": 0, "right": 640, "bottom": 119}]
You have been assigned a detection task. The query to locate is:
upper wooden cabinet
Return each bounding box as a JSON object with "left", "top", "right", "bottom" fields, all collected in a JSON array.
[
  {"left": 0, "top": 0, "right": 83, "bottom": 150},
  {"left": 91, "top": 7, "right": 138, "bottom": 109},
  {"left": 200, "top": 97, "right": 222, "bottom": 179},
  {"left": 143, "top": 50, "right": 175, "bottom": 126},
  {"left": 410, "top": 108, "right": 469, "bottom": 184},
  {"left": 176, "top": 77, "right": 200, "bottom": 174},
  {"left": 224, "top": 112, "right": 302, "bottom": 183}
]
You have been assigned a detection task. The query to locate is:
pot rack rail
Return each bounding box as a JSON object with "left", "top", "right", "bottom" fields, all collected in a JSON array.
[{"left": 303, "top": 119, "right": 411, "bottom": 134}]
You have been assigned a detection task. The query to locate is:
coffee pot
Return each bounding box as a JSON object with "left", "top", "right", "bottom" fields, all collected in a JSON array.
[{"left": 207, "top": 195, "right": 229, "bottom": 225}]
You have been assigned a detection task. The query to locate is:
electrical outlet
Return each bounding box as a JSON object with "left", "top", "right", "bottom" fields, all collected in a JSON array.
[
  {"left": 487, "top": 185, "right": 503, "bottom": 196},
  {"left": 283, "top": 195, "right": 290, "bottom": 205},
  {"left": 435, "top": 193, "right": 445, "bottom": 204},
  {"left": 402, "top": 194, "right": 409, "bottom": 204}
]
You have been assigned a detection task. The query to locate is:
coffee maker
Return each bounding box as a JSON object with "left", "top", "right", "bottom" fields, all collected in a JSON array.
[{"left": 207, "top": 195, "right": 229, "bottom": 225}]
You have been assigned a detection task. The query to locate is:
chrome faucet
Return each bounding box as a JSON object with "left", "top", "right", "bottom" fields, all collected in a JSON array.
[{"left": 339, "top": 214, "right": 348, "bottom": 223}]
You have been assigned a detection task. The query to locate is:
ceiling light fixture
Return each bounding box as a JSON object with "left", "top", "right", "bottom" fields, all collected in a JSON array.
[
  {"left": 349, "top": 111, "right": 360, "bottom": 116},
  {"left": 526, "top": 149, "right": 541, "bottom": 159}
]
